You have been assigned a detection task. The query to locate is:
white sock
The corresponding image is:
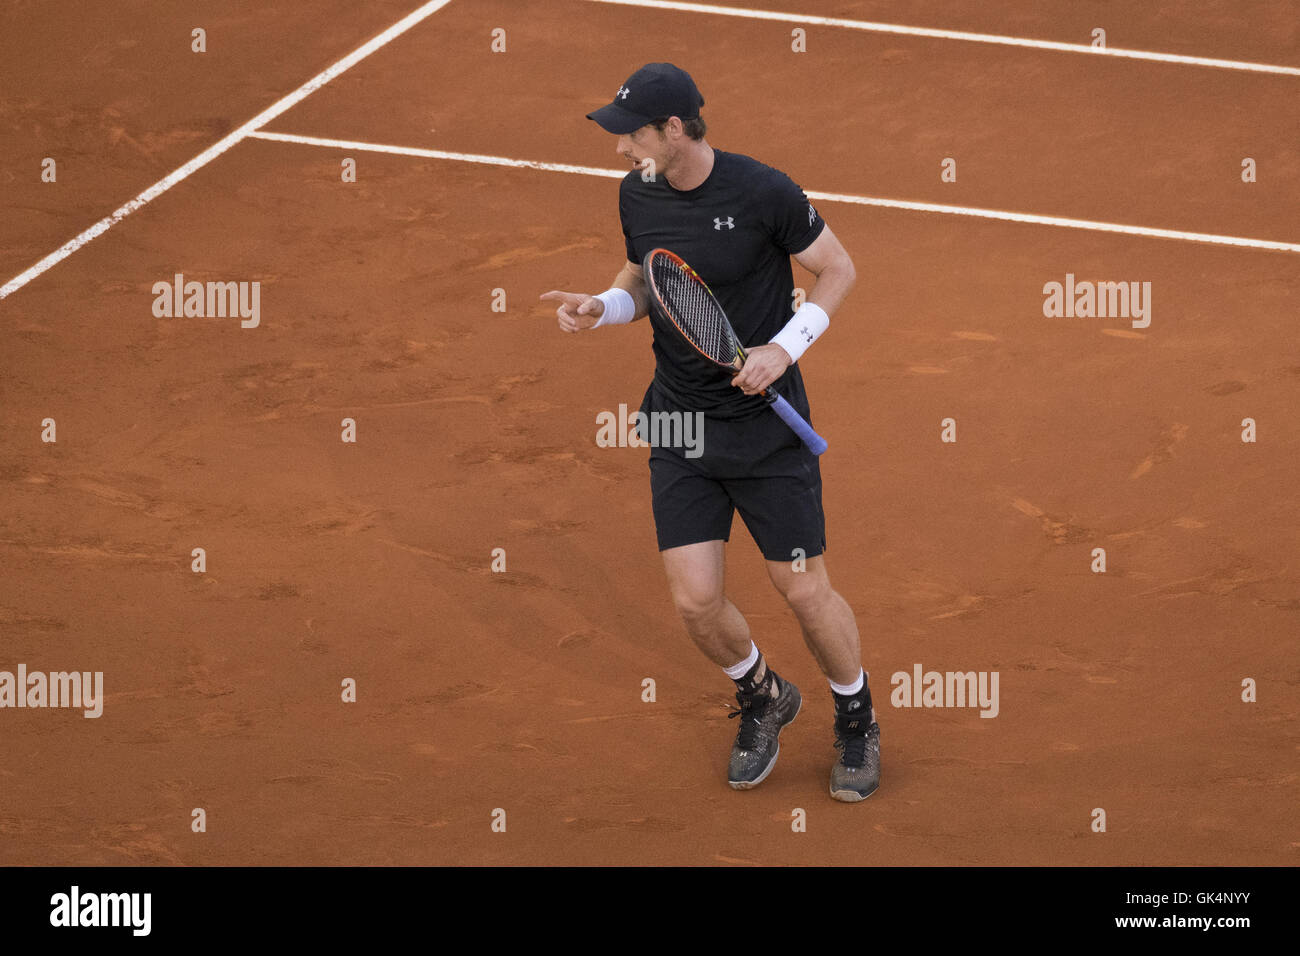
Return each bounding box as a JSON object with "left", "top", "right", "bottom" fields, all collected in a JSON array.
[
  {"left": 723, "top": 642, "right": 760, "bottom": 680},
  {"left": 828, "top": 668, "right": 865, "bottom": 697}
]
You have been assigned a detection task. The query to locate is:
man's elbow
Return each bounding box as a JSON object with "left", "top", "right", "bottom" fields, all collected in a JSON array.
[{"left": 838, "top": 253, "right": 857, "bottom": 291}]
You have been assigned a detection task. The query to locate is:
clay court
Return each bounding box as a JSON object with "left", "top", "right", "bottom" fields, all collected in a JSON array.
[{"left": 1, "top": 0, "right": 1296, "bottom": 866}]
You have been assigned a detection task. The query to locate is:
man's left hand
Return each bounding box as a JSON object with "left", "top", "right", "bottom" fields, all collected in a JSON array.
[{"left": 731, "top": 343, "right": 793, "bottom": 396}]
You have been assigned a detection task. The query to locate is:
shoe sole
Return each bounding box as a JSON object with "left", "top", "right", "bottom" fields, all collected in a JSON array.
[
  {"left": 728, "top": 687, "right": 802, "bottom": 790},
  {"left": 829, "top": 779, "right": 879, "bottom": 802}
]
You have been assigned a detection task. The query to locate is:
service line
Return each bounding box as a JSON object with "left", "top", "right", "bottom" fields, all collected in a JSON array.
[
  {"left": 246, "top": 131, "right": 1300, "bottom": 255},
  {"left": 0, "top": 0, "right": 457, "bottom": 301}
]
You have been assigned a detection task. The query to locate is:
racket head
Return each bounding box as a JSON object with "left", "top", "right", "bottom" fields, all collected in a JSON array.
[{"left": 642, "top": 248, "right": 744, "bottom": 370}]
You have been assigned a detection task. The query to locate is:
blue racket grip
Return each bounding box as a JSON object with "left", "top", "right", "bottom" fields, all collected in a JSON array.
[{"left": 766, "top": 391, "right": 828, "bottom": 455}]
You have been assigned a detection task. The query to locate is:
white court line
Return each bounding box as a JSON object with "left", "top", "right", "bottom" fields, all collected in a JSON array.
[
  {"left": 252, "top": 130, "right": 628, "bottom": 179},
  {"left": 247, "top": 131, "right": 1300, "bottom": 254},
  {"left": 0, "top": 0, "right": 456, "bottom": 302},
  {"left": 582, "top": 0, "right": 1300, "bottom": 76}
]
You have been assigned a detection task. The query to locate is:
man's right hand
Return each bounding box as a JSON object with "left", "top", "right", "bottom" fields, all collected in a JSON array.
[{"left": 540, "top": 291, "right": 604, "bottom": 333}]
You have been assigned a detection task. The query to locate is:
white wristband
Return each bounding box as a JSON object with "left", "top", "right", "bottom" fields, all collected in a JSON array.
[
  {"left": 770, "top": 302, "right": 830, "bottom": 363},
  {"left": 592, "top": 288, "right": 635, "bottom": 327}
]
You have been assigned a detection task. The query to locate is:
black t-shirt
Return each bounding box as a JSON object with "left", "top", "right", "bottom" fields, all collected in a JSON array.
[{"left": 619, "top": 148, "right": 826, "bottom": 422}]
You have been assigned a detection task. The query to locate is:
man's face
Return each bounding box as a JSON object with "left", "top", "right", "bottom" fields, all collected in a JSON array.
[{"left": 616, "top": 121, "right": 676, "bottom": 176}]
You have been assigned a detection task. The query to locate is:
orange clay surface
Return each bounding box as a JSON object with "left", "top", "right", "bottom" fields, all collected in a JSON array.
[{"left": 1, "top": 0, "right": 1296, "bottom": 865}]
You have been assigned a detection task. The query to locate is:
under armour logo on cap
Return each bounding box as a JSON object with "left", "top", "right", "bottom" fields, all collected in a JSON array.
[
  {"left": 714, "top": 217, "right": 734, "bottom": 230},
  {"left": 587, "top": 63, "right": 705, "bottom": 135}
]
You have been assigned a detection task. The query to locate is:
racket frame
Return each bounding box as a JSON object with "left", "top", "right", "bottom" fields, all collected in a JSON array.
[{"left": 642, "top": 247, "right": 828, "bottom": 456}]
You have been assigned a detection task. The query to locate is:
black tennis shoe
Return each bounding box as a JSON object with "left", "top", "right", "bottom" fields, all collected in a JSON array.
[
  {"left": 727, "top": 673, "right": 801, "bottom": 789},
  {"left": 830, "top": 703, "right": 881, "bottom": 802}
]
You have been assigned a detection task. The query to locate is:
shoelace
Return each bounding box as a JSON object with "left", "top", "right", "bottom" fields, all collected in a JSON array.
[
  {"left": 835, "top": 723, "right": 876, "bottom": 769},
  {"left": 728, "top": 693, "right": 771, "bottom": 751}
]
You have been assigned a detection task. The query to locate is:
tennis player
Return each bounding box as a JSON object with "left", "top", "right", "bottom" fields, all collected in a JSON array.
[{"left": 543, "top": 63, "right": 879, "bottom": 801}]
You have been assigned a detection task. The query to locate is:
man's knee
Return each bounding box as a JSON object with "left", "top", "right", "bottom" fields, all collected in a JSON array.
[
  {"left": 779, "top": 575, "right": 834, "bottom": 617},
  {"left": 671, "top": 586, "right": 726, "bottom": 628}
]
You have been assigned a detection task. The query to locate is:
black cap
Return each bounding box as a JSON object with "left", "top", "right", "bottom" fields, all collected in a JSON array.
[{"left": 586, "top": 62, "right": 705, "bottom": 134}]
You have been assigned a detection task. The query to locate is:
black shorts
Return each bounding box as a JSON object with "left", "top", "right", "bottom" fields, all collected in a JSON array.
[{"left": 646, "top": 407, "right": 826, "bottom": 562}]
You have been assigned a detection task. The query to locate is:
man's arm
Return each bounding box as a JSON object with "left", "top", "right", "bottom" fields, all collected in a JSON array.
[
  {"left": 731, "top": 225, "right": 856, "bottom": 395},
  {"left": 541, "top": 259, "right": 650, "bottom": 333},
  {"left": 610, "top": 259, "right": 651, "bottom": 320},
  {"left": 792, "top": 225, "right": 856, "bottom": 317}
]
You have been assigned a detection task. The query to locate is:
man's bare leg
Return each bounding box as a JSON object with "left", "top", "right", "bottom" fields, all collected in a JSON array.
[
  {"left": 766, "top": 554, "right": 880, "bottom": 801},
  {"left": 660, "top": 540, "right": 754, "bottom": 669},
  {"left": 661, "top": 540, "right": 802, "bottom": 788},
  {"left": 764, "top": 554, "right": 862, "bottom": 688}
]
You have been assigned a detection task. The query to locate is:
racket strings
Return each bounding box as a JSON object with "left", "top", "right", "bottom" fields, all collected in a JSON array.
[{"left": 652, "top": 259, "right": 736, "bottom": 365}]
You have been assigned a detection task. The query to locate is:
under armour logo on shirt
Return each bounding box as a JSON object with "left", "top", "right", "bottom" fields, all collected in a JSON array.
[
  {"left": 714, "top": 217, "right": 735, "bottom": 230},
  {"left": 808, "top": 203, "right": 817, "bottom": 226},
  {"left": 616, "top": 86, "right": 630, "bottom": 100}
]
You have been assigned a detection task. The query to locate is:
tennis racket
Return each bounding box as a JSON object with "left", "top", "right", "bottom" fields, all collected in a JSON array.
[{"left": 642, "top": 247, "right": 828, "bottom": 456}]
